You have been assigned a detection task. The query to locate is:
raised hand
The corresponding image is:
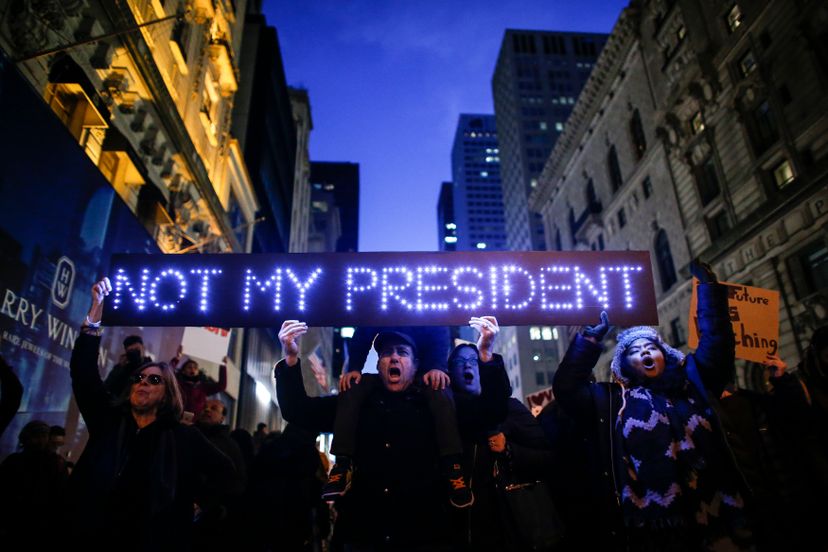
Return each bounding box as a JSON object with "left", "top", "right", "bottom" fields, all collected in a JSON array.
[
  {"left": 763, "top": 355, "right": 788, "bottom": 379},
  {"left": 470, "top": 316, "right": 499, "bottom": 362},
  {"left": 582, "top": 311, "right": 610, "bottom": 343},
  {"left": 278, "top": 320, "right": 307, "bottom": 367},
  {"left": 87, "top": 278, "right": 112, "bottom": 325},
  {"left": 339, "top": 371, "right": 362, "bottom": 392},
  {"left": 422, "top": 369, "right": 450, "bottom": 390},
  {"left": 689, "top": 258, "right": 717, "bottom": 284},
  {"left": 488, "top": 432, "right": 506, "bottom": 453}
]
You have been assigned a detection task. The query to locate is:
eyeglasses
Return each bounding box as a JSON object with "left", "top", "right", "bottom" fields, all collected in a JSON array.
[
  {"left": 131, "top": 373, "right": 164, "bottom": 386},
  {"left": 451, "top": 357, "right": 479, "bottom": 366}
]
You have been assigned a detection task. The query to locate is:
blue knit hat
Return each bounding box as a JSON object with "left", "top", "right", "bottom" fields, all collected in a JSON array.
[{"left": 610, "top": 326, "right": 685, "bottom": 385}]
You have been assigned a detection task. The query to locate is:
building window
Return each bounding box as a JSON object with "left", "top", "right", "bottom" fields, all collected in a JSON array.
[
  {"left": 617, "top": 207, "right": 627, "bottom": 228},
  {"left": 747, "top": 101, "right": 778, "bottom": 155},
  {"left": 693, "top": 157, "right": 721, "bottom": 206},
  {"left": 541, "top": 327, "right": 553, "bottom": 340},
  {"left": 726, "top": 4, "right": 743, "bottom": 33},
  {"left": 642, "top": 177, "right": 653, "bottom": 199},
  {"left": 607, "top": 145, "right": 623, "bottom": 192},
  {"left": 676, "top": 25, "right": 686, "bottom": 42},
  {"left": 738, "top": 50, "right": 757, "bottom": 77},
  {"left": 772, "top": 159, "right": 795, "bottom": 189},
  {"left": 655, "top": 229, "right": 677, "bottom": 292},
  {"left": 535, "top": 372, "right": 545, "bottom": 386},
  {"left": 530, "top": 326, "right": 542, "bottom": 340},
  {"left": 555, "top": 228, "right": 563, "bottom": 251},
  {"left": 629, "top": 109, "right": 647, "bottom": 160},
  {"left": 786, "top": 240, "right": 828, "bottom": 299},
  {"left": 670, "top": 318, "right": 686, "bottom": 346},
  {"left": 706, "top": 211, "right": 731, "bottom": 241},
  {"left": 690, "top": 111, "right": 705, "bottom": 134}
]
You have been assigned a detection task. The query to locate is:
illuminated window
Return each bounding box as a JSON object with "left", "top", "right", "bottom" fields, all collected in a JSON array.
[
  {"left": 530, "top": 326, "right": 542, "bottom": 340},
  {"left": 555, "top": 122, "right": 564, "bottom": 132},
  {"left": 539, "top": 121, "right": 548, "bottom": 131},
  {"left": 773, "top": 160, "right": 795, "bottom": 189},
  {"left": 541, "top": 326, "right": 553, "bottom": 340},
  {"left": 476, "top": 242, "right": 487, "bottom": 249},
  {"left": 552, "top": 327, "right": 559, "bottom": 340},
  {"left": 691, "top": 111, "right": 705, "bottom": 134},
  {"left": 445, "top": 223, "right": 457, "bottom": 230},
  {"left": 676, "top": 26, "right": 686, "bottom": 42},
  {"left": 726, "top": 4, "right": 742, "bottom": 33},
  {"left": 444, "top": 236, "right": 458, "bottom": 243},
  {"left": 738, "top": 51, "right": 756, "bottom": 77}
]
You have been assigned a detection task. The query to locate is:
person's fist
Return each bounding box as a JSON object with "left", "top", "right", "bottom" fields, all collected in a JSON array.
[
  {"left": 423, "top": 369, "right": 450, "bottom": 390},
  {"left": 582, "top": 311, "right": 610, "bottom": 343},
  {"left": 339, "top": 371, "right": 362, "bottom": 392},
  {"left": 488, "top": 432, "right": 506, "bottom": 453},
  {"left": 470, "top": 316, "right": 499, "bottom": 362},
  {"left": 278, "top": 320, "right": 307, "bottom": 366},
  {"left": 91, "top": 278, "right": 112, "bottom": 305},
  {"left": 763, "top": 355, "right": 788, "bottom": 379},
  {"left": 689, "top": 258, "right": 717, "bottom": 284}
]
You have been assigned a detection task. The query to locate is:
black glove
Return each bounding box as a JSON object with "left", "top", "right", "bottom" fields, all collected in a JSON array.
[
  {"left": 689, "top": 258, "right": 717, "bottom": 284},
  {"left": 583, "top": 311, "right": 610, "bottom": 342}
]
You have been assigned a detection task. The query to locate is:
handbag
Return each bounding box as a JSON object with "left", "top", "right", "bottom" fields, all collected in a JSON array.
[{"left": 495, "top": 461, "right": 565, "bottom": 551}]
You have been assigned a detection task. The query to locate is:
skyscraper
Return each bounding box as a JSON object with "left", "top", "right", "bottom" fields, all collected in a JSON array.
[
  {"left": 492, "top": 30, "right": 608, "bottom": 399},
  {"left": 492, "top": 30, "right": 608, "bottom": 252},
  {"left": 437, "top": 182, "right": 457, "bottom": 251},
  {"left": 450, "top": 115, "right": 508, "bottom": 252}
]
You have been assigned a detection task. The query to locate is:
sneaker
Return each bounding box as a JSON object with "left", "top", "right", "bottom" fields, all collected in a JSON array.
[
  {"left": 321, "top": 461, "right": 352, "bottom": 500},
  {"left": 447, "top": 463, "right": 474, "bottom": 509}
]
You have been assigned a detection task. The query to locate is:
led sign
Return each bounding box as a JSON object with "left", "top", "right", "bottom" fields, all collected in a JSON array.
[{"left": 102, "top": 251, "right": 659, "bottom": 327}]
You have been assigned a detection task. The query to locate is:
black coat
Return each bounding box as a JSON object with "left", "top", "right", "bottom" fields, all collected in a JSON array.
[
  {"left": 453, "top": 397, "right": 555, "bottom": 552},
  {"left": 69, "top": 333, "right": 234, "bottom": 552},
  {"left": 275, "top": 354, "right": 510, "bottom": 550},
  {"left": 552, "top": 282, "right": 741, "bottom": 548}
]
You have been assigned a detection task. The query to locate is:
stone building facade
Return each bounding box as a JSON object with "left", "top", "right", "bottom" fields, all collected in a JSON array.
[
  {"left": 530, "top": 0, "right": 828, "bottom": 385},
  {"left": 0, "top": 0, "right": 258, "bottom": 254}
]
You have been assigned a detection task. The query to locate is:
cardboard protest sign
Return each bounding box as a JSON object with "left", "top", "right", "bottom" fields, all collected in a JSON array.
[
  {"left": 688, "top": 280, "right": 780, "bottom": 363},
  {"left": 103, "top": 250, "right": 659, "bottom": 328},
  {"left": 526, "top": 386, "right": 555, "bottom": 416}
]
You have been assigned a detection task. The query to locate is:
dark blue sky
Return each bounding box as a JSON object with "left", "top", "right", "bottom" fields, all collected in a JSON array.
[{"left": 263, "top": 0, "right": 628, "bottom": 252}]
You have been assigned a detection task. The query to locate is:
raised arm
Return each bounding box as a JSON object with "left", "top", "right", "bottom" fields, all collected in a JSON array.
[
  {"left": 274, "top": 320, "right": 336, "bottom": 433},
  {"left": 71, "top": 278, "right": 117, "bottom": 433},
  {"left": 201, "top": 363, "right": 227, "bottom": 396},
  {"left": 552, "top": 312, "right": 609, "bottom": 422},
  {"left": 688, "top": 261, "right": 735, "bottom": 397}
]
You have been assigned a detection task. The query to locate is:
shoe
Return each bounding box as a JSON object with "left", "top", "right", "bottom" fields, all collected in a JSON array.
[
  {"left": 447, "top": 463, "right": 474, "bottom": 509},
  {"left": 321, "top": 461, "right": 352, "bottom": 500}
]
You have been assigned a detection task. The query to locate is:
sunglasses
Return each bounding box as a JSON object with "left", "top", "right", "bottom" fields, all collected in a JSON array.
[{"left": 131, "top": 373, "right": 164, "bottom": 386}]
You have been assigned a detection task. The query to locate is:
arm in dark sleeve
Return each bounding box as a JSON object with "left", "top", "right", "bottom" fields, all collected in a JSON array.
[
  {"left": 502, "top": 399, "right": 555, "bottom": 482},
  {"left": 552, "top": 334, "right": 602, "bottom": 422},
  {"left": 202, "top": 364, "right": 227, "bottom": 395},
  {"left": 0, "top": 357, "right": 23, "bottom": 438},
  {"left": 70, "top": 332, "right": 116, "bottom": 433},
  {"left": 274, "top": 358, "right": 337, "bottom": 433},
  {"left": 414, "top": 326, "right": 450, "bottom": 373},
  {"left": 692, "top": 282, "right": 736, "bottom": 397},
  {"left": 191, "top": 428, "right": 237, "bottom": 499}
]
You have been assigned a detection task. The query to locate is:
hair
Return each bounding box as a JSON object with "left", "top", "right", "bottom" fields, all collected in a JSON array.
[
  {"left": 256, "top": 422, "right": 267, "bottom": 431},
  {"left": 49, "top": 425, "right": 65, "bottom": 437},
  {"left": 19, "top": 420, "right": 50, "bottom": 446},
  {"left": 123, "top": 335, "right": 143, "bottom": 349},
  {"left": 121, "top": 361, "right": 184, "bottom": 421}
]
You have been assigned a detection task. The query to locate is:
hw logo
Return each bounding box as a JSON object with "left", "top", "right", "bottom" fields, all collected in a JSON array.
[{"left": 51, "top": 256, "right": 76, "bottom": 309}]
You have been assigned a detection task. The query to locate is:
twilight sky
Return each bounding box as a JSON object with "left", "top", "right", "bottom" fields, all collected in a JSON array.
[{"left": 263, "top": 0, "right": 628, "bottom": 252}]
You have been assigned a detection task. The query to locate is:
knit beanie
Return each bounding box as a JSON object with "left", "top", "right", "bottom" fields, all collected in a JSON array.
[{"left": 610, "top": 326, "right": 685, "bottom": 385}]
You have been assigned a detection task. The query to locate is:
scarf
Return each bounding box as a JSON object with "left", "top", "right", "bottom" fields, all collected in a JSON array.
[{"left": 617, "top": 379, "right": 749, "bottom": 545}]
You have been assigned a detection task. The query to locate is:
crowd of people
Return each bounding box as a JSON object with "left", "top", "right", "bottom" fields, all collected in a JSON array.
[{"left": 0, "top": 262, "right": 827, "bottom": 551}]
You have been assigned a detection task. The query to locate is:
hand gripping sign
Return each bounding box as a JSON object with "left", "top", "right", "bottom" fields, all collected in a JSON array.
[{"left": 102, "top": 251, "right": 659, "bottom": 328}]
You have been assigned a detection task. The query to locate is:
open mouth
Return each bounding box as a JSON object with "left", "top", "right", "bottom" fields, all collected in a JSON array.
[
  {"left": 388, "top": 367, "right": 401, "bottom": 378},
  {"left": 642, "top": 356, "right": 655, "bottom": 369},
  {"left": 464, "top": 371, "right": 475, "bottom": 383}
]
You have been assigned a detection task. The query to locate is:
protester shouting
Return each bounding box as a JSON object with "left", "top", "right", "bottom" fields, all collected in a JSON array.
[
  {"left": 553, "top": 260, "right": 753, "bottom": 551},
  {"left": 274, "top": 317, "right": 509, "bottom": 551},
  {"left": 68, "top": 278, "right": 235, "bottom": 552}
]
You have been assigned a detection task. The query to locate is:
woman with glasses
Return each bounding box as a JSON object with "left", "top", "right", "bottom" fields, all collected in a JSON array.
[{"left": 68, "top": 278, "right": 235, "bottom": 552}]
